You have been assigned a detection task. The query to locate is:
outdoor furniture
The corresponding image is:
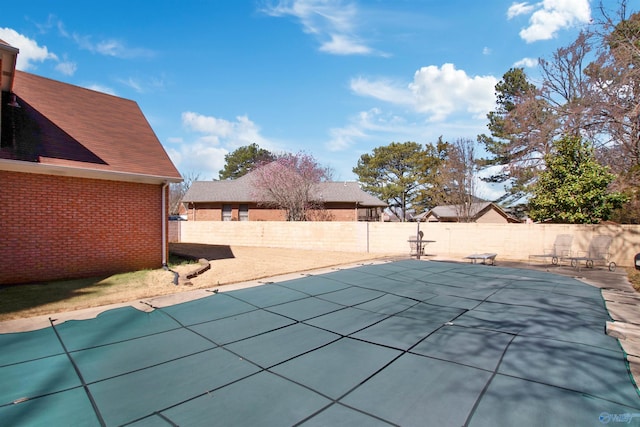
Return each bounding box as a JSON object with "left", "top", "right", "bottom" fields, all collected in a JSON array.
[
  {"left": 408, "top": 233, "right": 435, "bottom": 260},
  {"left": 408, "top": 236, "right": 424, "bottom": 258},
  {"left": 567, "top": 235, "right": 616, "bottom": 271},
  {"left": 465, "top": 253, "right": 497, "bottom": 265},
  {"left": 529, "top": 234, "right": 573, "bottom": 265}
]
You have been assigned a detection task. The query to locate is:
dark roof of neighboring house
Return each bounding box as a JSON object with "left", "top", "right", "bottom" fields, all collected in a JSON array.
[
  {"left": 429, "top": 202, "right": 493, "bottom": 219},
  {"left": 2, "top": 69, "right": 181, "bottom": 183},
  {"left": 183, "top": 171, "right": 387, "bottom": 207},
  {"left": 314, "top": 182, "right": 387, "bottom": 206},
  {"left": 416, "top": 202, "right": 520, "bottom": 223}
]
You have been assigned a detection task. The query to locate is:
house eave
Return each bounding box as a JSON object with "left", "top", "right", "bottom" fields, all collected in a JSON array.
[{"left": 0, "top": 158, "right": 183, "bottom": 184}]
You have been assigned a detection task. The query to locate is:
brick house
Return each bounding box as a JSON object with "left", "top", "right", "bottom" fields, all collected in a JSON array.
[
  {"left": 418, "top": 202, "right": 520, "bottom": 223},
  {"left": 182, "top": 170, "right": 387, "bottom": 221},
  {"left": 0, "top": 41, "right": 182, "bottom": 284}
]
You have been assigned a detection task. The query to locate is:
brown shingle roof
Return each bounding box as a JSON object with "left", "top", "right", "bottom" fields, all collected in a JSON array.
[
  {"left": 313, "top": 182, "right": 388, "bottom": 206},
  {"left": 418, "top": 202, "right": 520, "bottom": 223},
  {"left": 9, "top": 70, "right": 181, "bottom": 181},
  {"left": 183, "top": 170, "right": 386, "bottom": 207},
  {"left": 184, "top": 177, "right": 255, "bottom": 203}
]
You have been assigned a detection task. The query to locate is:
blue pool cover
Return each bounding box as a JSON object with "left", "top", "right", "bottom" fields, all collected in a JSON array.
[{"left": 1, "top": 260, "right": 639, "bottom": 426}]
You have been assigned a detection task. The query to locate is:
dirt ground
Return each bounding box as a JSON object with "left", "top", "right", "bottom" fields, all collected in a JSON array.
[
  {"left": 1, "top": 243, "right": 634, "bottom": 332},
  {"left": 0, "top": 245, "right": 398, "bottom": 324},
  {"left": 169, "top": 243, "right": 399, "bottom": 288},
  {"left": 4, "top": 243, "right": 630, "bottom": 326}
]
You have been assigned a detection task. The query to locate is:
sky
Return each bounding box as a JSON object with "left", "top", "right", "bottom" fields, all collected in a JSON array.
[{"left": 2, "top": 0, "right": 635, "bottom": 200}]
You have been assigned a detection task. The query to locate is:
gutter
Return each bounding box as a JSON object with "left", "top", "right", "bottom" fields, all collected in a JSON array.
[
  {"left": 0, "top": 158, "right": 182, "bottom": 185},
  {"left": 161, "top": 182, "right": 169, "bottom": 267}
]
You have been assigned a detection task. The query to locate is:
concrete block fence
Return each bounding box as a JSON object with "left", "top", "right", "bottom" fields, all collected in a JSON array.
[{"left": 171, "top": 221, "right": 640, "bottom": 268}]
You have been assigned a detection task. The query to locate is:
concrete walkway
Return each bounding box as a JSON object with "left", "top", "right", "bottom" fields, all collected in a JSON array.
[{"left": 488, "top": 259, "right": 640, "bottom": 387}]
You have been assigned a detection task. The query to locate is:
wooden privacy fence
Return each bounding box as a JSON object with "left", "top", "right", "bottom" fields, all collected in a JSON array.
[{"left": 170, "top": 221, "right": 640, "bottom": 268}]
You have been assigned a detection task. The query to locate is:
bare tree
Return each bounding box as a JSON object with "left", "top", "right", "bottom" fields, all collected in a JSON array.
[
  {"left": 587, "top": 1, "right": 640, "bottom": 222},
  {"left": 250, "top": 152, "right": 332, "bottom": 221},
  {"left": 498, "top": 32, "right": 596, "bottom": 181},
  {"left": 539, "top": 31, "right": 597, "bottom": 138},
  {"left": 169, "top": 171, "right": 200, "bottom": 215},
  {"left": 589, "top": 3, "right": 640, "bottom": 169},
  {"left": 441, "top": 138, "right": 480, "bottom": 222}
]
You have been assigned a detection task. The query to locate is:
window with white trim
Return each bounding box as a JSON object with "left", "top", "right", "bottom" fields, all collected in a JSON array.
[
  {"left": 222, "top": 204, "right": 232, "bottom": 221},
  {"left": 239, "top": 204, "right": 249, "bottom": 221}
]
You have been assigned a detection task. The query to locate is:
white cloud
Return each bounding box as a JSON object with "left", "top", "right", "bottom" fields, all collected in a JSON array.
[
  {"left": 513, "top": 0, "right": 591, "bottom": 43},
  {"left": 476, "top": 165, "right": 510, "bottom": 201},
  {"left": 72, "top": 33, "right": 154, "bottom": 58},
  {"left": 350, "top": 77, "right": 413, "bottom": 106},
  {"left": 328, "top": 65, "right": 499, "bottom": 152},
  {"left": 167, "top": 143, "right": 229, "bottom": 181},
  {"left": 55, "top": 60, "right": 77, "bottom": 76},
  {"left": 319, "top": 34, "right": 372, "bottom": 55},
  {"left": 119, "top": 77, "right": 143, "bottom": 93},
  {"left": 171, "top": 112, "right": 281, "bottom": 178},
  {"left": 85, "top": 84, "right": 116, "bottom": 96},
  {"left": 116, "top": 75, "right": 165, "bottom": 94},
  {"left": 410, "top": 65, "right": 497, "bottom": 121},
  {"left": 352, "top": 64, "right": 497, "bottom": 122},
  {"left": 513, "top": 57, "right": 539, "bottom": 68},
  {"left": 507, "top": 2, "right": 535, "bottom": 19},
  {"left": 326, "top": 124, "right": 368, "bottom": 152},
  {"left": 262, "top": 0, "right": 381, "bottom": 56},
  {"left": 182, "top": 112, "right": 238, "bottom": 142},
  {"left": 326, "top": 108, "right": 409, "bottom": 151},
  {"left": 483, "top": 47, "right": 492, "bottom": 55},
  {"left": 324, "top": 104, "right": 492, "bottom": 154},
  {"left": 0, "top": 27, "right": 58, "bottom": 70}
]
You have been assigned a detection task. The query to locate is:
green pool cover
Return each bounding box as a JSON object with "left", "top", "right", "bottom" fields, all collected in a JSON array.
[{"left": 2, "top": 260, "right": 639, "bottom": 426}]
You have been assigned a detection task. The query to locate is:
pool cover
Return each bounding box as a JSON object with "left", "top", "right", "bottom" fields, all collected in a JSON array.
[{"left": 2, "top": 260, "right": 639, "bottom": 426}]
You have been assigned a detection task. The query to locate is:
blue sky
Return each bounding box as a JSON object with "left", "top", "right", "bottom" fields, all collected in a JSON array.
[{"left": 1, "top": 0, "right": 627, "bottom": 198}]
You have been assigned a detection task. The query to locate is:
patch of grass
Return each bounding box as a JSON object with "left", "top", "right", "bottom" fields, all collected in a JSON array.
[
  {"left": 168, "top": 252, "right": 199, "bottom": 267},
  {"left": 1, "top": 276, "right": 109, "bottom": 318},
  {"left": 0, "top": 268, "right": 177, "bottom": 321},
  {"left": 627, "top": 267, "right": 640, "bottom": 292}
]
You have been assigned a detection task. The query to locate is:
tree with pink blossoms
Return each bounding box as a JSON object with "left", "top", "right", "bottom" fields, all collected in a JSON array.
[{"left": 250, "top": 152, "right": 333, "bottom": 221}]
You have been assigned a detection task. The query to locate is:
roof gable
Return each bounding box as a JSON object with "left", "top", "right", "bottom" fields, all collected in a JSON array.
[
  {"left": 430, "top": 202, "right": 492, "bottom": 219},
  {"left": 4, "top": 71, "right": 181, "bottom": 182},
  {"left": 421, "top": 202, "right": 519, "bottom": 222}
]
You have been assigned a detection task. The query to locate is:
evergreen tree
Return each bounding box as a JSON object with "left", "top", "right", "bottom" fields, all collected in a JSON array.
[
  {"left": 528, "top": 135, "right": 626, "bottom": 223},
  {"left": 353, "top": 141, "right": 436, "bottom": 221},
  {"left": 219, "top": 143, "right": 275, "bottom": 180}
]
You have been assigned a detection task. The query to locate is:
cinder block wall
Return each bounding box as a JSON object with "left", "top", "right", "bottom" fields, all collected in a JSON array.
[
  {"left": 0, "top": 171, "right": 165, "bottom": 284},
  {"left": 179, "top": 221, "right": 640, "bottom": 267}
]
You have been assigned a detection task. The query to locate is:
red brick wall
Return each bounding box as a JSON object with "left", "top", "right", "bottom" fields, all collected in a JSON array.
[
  {"left": 186, "top": 203, "right": 287, "bottom": 221},
  {"left": 168, "top": 220, "right": 181, "bottom": 242},
  {"left": 186, "top": 203, "right": 221, "bottom": 221},
  {"left": 0, "top": 170, "right": 165, "bottom": 284},
  {"left": 186, "top": 202, "right": 362, "bottom": 221},
  {"left": 251, "top": 208, "right": 286, "bottom": 221}
]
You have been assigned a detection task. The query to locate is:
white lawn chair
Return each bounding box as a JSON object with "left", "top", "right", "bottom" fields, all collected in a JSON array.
[
  {"left": 568, "top": 235, "right": 616, "bottom": 271},
  {"left": 529, "top": 234, "right": 573, "bottom": 265}
]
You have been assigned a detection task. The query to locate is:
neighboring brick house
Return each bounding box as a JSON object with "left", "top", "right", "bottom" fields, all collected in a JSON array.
[
  {"left": 0, "top": 41, "right": 182, "bottom": 284},
  {"left": 417, "top": 202, "right": 520, "bottom": 223},
  {"left": 182, "top": 170, "right": 387, "bottom": 221}
]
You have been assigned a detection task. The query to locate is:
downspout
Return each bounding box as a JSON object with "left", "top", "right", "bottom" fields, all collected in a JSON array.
[
  {"left": 161, "top": 182, "right": 168, "bottom": 267},
  {"left": 162, "top": 182, "right": 179, "bottom": 285}
]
